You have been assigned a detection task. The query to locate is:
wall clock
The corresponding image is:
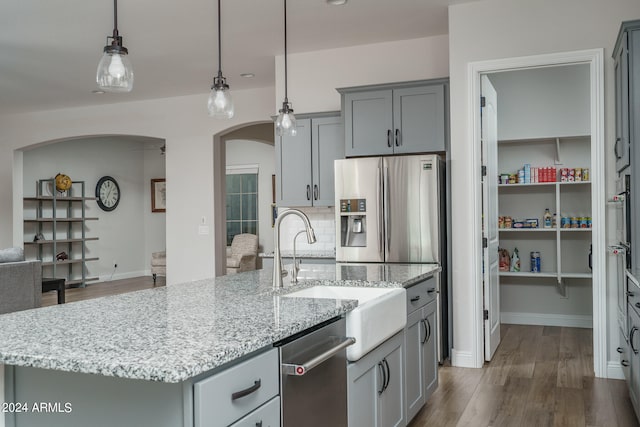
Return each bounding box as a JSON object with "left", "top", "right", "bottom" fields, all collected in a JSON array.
[{"left": 96, "top": 176, "right": 121, "bottom": 212}]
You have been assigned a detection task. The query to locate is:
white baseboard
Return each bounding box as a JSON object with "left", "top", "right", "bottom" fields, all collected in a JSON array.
[
  {"left": 607, "top": 361, "right": 625, "bottom": 380},
  {"left": 451, "top": 349, "right": 482, "bottom": 368},
  {"left": 501, "top": 312, "right": 592, "bottom": 328},
  {"left": 97, "top": 270, "right": 148, "bottom": 283}
]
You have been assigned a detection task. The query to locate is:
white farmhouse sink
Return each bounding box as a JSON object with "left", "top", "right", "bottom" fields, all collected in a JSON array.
[{"left": 284, "top": 286, "right": 406, "bottom": 361}]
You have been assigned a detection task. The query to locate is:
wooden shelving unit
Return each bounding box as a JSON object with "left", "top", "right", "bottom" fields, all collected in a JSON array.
[{"left": 23, "top": 179, "right": 99, "bottom": 287}]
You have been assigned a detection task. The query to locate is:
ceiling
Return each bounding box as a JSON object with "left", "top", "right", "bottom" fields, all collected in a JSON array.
[{"left": 0, "top": 0, "right": 475, "bottom": 116}]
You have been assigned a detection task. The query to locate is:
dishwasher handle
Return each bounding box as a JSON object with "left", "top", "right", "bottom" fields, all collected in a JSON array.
[{"left": 282, "top": 337, "right": 356, "bottom": 376}]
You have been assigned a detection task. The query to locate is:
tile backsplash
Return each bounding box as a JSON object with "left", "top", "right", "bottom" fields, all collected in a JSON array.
[{"left": 277, "top": 207, "right": 335, "bottom": 255}]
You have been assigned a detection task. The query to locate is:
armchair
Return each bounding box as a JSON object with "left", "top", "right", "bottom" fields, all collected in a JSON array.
[{"left": 226, "top": 234, "right": 258, "bottom": 274}]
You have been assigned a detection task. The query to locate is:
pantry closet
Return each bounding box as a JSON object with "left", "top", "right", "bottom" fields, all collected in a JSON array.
[{"left": 488, "top": 64, "right": 594, "bottom": 330}]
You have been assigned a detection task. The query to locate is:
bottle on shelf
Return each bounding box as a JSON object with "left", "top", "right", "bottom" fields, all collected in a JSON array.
[{"left": 543, "top": 208, "right": 552, "bottom": 229}]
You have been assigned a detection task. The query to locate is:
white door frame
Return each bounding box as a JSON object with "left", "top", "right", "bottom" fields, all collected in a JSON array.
[{"left": 468, "top": 49, "right": 606, "bottom": 376}]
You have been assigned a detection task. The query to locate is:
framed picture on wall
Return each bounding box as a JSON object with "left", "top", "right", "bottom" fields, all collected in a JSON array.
[{"left": 151, "top": 178, "right": 166, "bottom": 212}]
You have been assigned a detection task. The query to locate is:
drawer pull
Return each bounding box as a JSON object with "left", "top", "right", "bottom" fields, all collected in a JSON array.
[
  {"left": 410, "top": 296, "right": 421, "bottom": 302},
  {"left": 231, "top": 379, "right": 261, "bottom": 401},
  {"left": 627, "top": 291, "right": 635, "bottom": 297},
  {"left": 622, "top": 360, "right": 630, "bottom": 367},
  {"left": 427, "top": 288, "right": 436, "bottom": 294},
  {"left": 256, "top": 422, "right": 263, "bottom": 427},
  {"left": 617, "top": 347, "right": 624, "bottom": 354}
]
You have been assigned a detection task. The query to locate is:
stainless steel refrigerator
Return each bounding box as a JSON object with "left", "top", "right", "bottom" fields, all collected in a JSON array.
[
  {"left": 334, "top": 154, "right": 449, "bottom": 360},
  {"left": 335, "top": 154, "right": 443, "bottom": 264}
]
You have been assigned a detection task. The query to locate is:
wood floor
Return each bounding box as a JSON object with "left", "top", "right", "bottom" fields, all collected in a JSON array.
[
  {"left": 409, "top": 324, "right": 639, "bottom": 427},
  {"left": 41, "top": 275, "right": 165, "bottom": 307}
]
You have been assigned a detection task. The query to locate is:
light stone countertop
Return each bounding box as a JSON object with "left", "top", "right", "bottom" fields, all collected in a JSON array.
[
  {"left": 259, "top": 250, "right": 336, "bottom": 259},
  {"left": 0, "top": 263, "right": 439, "bottom": 383}
]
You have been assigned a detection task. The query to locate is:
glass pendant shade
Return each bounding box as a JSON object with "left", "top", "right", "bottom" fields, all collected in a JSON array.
[
  {"left": 208, "top": 76, "right": 234, "bottom": 118},
  {"left": 275, "top": 102, "right": 297, "bottom": 136},
  {"left": 96, "top": 47, "right": 134, "bottom": 92}
]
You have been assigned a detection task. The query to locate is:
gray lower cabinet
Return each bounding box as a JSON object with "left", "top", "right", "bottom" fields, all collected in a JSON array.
[
  {"left": 404, "top": 278, "right": 438, "bottom": 424},
  {"left": 194, "top": 348, "right": 280, "bottom": 427},
  {"left": 275, "top": 113, "right": 344, "bottom": 207},
  {"left": 339, "top": 80, "right": 448, "bottom": 157},
  {"left": 625, "top": 274, "right": 640, "bottom": 420},
  {"left": 629, "top": 301, "right": 640, "bottom": 416},
  {"left": 347, "top": 331, "right": 405, "bottom": 427},
  {"left": 5, "top": 347, "right": 279, "bottom": 427}
]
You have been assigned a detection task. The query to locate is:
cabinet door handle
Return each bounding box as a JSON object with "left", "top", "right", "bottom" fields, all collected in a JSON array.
[
  {"left": 617, "top": 346, "right": 624, "bottom": 354},
  {"left": 421, "top": 319, "right": 428, "bottom": 345},
  {"left": 426, "top": 318, "right": 432, "bottom": 343},
  {"left": 378, "top": 361, "right": 386, "bottom": 395},
  {"left": 410, "top": 295, "right": 421, "bottom": 302},
  {"left": 313, "top": 184, "right": 318, "bottom": 201},
  {"left": 387, "top": 129, "right": 392, "bottom": 147},
  {"left": 395, "top": 129, "right": 400, "bottom": 146},
  {"left": 256, "top": 422, "right": 263, "bottom": 427},
  {"left": 231, "top": 379, "right": 261, "bottom": 401},
  {"left": 636, "top": 302, "right": 640, "bottom": 309},
  {"left": 306, "top": 185, "right": 311, "bottom": 201},
  {"left": 631, "top": 327, "right": 639, "bottom": 355},
  {"left": 614, "top": 137, "right": 621, "bottom": 159},
  {"left": 383, "top": 358, "right": 390, "bottom": 392},
  {"left": 622, "top": 360, "right": 630, "bottom": 367}
]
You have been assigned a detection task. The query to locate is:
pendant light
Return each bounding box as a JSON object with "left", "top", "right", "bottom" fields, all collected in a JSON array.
[
  {"left": 207, "top": 0, "right": 234, "bottom": 118},
  {"left": 275, "top": 0, "right": 297, "bottom": 136},
  {"left": 96, "top": 0, "right": 134, "bottom": 92}
]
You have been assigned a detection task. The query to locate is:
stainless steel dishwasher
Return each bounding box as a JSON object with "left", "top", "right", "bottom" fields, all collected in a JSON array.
[{"left": 278, "top": 317, "right": 355, "bottom": 427}]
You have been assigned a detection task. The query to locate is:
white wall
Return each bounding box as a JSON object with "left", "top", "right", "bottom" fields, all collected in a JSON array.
[
  {"left": 0, "top": 86, "right": 275, "bottom": 285},
  {"left": 143, "top": 144, "right": 167, "bottom": 271},
  {"left": 275, "top": 35, "right": 450, "bottom": 113},
  {"left": 488, "top": 64, "right": 591, "bottom": 140},
  {"left": 448, "top": 0, "right": 640, "bottom": 369},
  {"left": 225, "top": 139, "right": 276, "bottom": 254},
  {"left": 21, "top": 137, "right": 165, "bottom": 281}
]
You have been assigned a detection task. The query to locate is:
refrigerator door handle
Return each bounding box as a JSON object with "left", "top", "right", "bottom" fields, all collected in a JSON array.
[
  {"left": 384, "top": 166, "right": 390, "bottom": 253},
  {"left": 377, "top": 166, "right": 383, "bottom": 256}
]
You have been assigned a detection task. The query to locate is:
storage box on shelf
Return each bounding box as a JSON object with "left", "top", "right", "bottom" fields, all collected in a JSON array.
[
  {"left": 23, "top": 179, "right": 98, "bottom": 287},
  {"left": 497, "top": 135, "right": 592, "bottom": 284}
]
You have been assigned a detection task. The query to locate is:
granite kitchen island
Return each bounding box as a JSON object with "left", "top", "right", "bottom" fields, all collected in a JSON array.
[{"left": 0, "top": 263, "right": 439, "bottom": 427}]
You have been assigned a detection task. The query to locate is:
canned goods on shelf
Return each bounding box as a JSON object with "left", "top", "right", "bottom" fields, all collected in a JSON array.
[{"left": 530, "top": 251, "right": 541, "bottom": 273}]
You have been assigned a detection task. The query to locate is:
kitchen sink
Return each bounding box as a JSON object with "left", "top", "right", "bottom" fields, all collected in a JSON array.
[{"left": 284, "top": 286, "right": 406, "bottom": 361}]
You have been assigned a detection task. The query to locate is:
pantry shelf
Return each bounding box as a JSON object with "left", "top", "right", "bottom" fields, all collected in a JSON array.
[
  {"left": 499, "top": 228, "right": 556, "bottom": 232},
  {"left": 499, "top": 272, "right": 558, "bottom": 278}
]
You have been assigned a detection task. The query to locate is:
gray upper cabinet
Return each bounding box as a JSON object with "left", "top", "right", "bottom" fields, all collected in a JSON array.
[
  {"left": 276, "top": 113, "right": 344, "bottom": 207},
  {"left": 344, "top": 90, "right": 394, "bottom": 156},
  {"left": 340, "top": 80, "right": 448, "bottom": 157},
  {"left": 614, "top": 30, "right": 631, "bottom": 173}
]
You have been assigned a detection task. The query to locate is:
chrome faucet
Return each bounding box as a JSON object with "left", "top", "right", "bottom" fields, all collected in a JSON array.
[
  {"left": 273, "top": 209, "right": 317, "bottom": 289},
  {"left": 290, "top": 230, "right": 306, "bottom": 284}
]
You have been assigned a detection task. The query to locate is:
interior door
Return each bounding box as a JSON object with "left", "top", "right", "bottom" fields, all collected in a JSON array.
[{"left": 481, "top": 75, "right": 500, "bottom": 361}]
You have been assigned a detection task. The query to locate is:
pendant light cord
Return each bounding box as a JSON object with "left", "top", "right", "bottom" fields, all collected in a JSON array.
[
  {"left": 112, "top": 0, "right": 119, "bottom": 38},
  {"left": 217, "top": 0, "right": 222, "bottom": 76},
  {"left": 283, "top": 0, "right": 288, "bottom": 103}
]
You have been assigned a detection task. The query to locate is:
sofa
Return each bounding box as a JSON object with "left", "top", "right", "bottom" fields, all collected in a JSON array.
[{"left": 0, "top": 260, "right": 42, "bottom": 314}]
